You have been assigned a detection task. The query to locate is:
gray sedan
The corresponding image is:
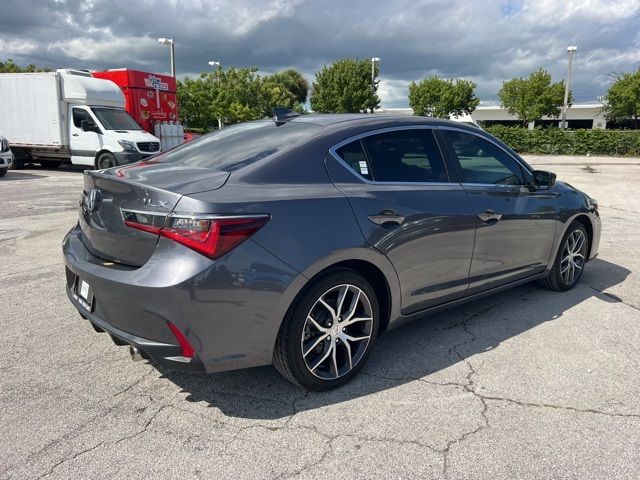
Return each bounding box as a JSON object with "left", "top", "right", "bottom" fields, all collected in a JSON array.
[{"left": 63, "top": 111, "right": 601, "bottom": 391}]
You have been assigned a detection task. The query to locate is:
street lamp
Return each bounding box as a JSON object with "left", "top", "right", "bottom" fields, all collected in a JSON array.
[
  {"left": 207, "top": 61, "right": 223, "bottom": 130},
  {"left": 561, "top": 45, "right": 577, "bottom": 129},
  {"left": 157, "top": 37, "right": 175, "bottom": 78},
  {"left": 371, "top": 57, "right": 381, "bottom": 113},
  {"left": 371, "top": 57, "right": 381, "bottom": 93}
]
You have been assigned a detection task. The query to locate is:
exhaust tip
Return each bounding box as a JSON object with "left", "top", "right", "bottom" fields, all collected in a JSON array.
[{"left": 129, "top": 345, "right": 143, "bottom": 362}]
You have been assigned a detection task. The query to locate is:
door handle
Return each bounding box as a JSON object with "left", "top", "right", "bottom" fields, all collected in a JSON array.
[
  {"left": 368, "top": 209, "right": 405, "bottom": 226},
  {"left": 477, "top": 209, "right": 502, "bottom": 223},
  {"left": 72, "top": 133, "right": 79, "bottom": 137}
]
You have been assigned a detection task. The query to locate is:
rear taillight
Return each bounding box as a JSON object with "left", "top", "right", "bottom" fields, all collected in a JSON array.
[{"left": 121, "top": 211, "right": 269, "bottom": 259}]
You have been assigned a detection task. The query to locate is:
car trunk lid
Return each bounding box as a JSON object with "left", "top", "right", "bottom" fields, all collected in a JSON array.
[{"left": 79, "top": 163, "right": 229, "bottom": 266}]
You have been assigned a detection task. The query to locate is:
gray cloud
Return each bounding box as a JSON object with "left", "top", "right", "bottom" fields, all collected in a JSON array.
[{"left": 1, "top": 0, "right": 638, "bottom": 107}]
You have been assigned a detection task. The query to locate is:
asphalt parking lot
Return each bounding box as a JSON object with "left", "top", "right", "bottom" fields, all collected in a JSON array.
[{"left": 1, "top": 156, "right": 639, "bottom": 479}]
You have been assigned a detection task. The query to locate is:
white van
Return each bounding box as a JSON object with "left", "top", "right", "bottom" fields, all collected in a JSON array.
[
  {"left": 0, "top": 135, "right": 12, "bottom": 176},
  {"left": 0, "top": 69, "right": 160, "bottom": 169}
]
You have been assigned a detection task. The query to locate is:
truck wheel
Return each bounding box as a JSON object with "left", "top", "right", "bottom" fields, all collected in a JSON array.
[
  {"left": 0, "top": 168, "right": 7, "bottom": 177},
  {"left": 40, "top": 160, "right": 60, "bottom": 169},
  {"left": 11, "top": 158, "right": 25, "bottom": 169},
  {"left": 96, "top": 152, "right": 116, "bottom": 170}
]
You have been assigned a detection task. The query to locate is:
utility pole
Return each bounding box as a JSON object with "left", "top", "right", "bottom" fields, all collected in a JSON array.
[{"left": 561, "top": 45, "right": 577, "bottom": 129}]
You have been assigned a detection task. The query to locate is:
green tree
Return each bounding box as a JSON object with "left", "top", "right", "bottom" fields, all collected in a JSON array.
[
  {"left": 310, "top": 58, "right": 380, "bottom": 113},
  {"left": 602, "top": 70, "right": 640, "bottom": 128},
  {"left": 498, "top": 68, "right": 568, "bottom": 126},
  {"left": 177, "top": 67, "right": 310, "bottom": 130},
  {"left": 408, "top": 76, "right": 479, "bottom": 118},
  {"left": 261, "top": 69, "right": 309, "bottom": 115},
  {"left": 0, "top": 58, "right": 50, "bottom": 73}
]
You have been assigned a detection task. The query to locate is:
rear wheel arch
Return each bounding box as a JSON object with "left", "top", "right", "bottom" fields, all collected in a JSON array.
[{"left": 279, "top": 259, "right": 394, "bottom": 344}]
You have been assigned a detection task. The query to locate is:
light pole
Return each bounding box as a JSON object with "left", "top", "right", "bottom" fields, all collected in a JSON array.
[
  {"left": 207, "top": 61, "right": 223, "bottom": 130},
  {"left": 157, "top": 37, "right": 175, "bottom": 78},
  {"left": 371, "top": 57, "right": 381, "bottom": 113},
  {"left": 561, "top": 45, "right": 577, "bottom": 129}
]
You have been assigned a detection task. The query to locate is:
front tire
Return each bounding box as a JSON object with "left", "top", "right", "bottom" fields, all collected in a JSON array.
[
  {"left": 95, "top": 152, "right": 116, "bottom": 170},
  {"left": 540, "top": 221, "right": 589, "bottom": 291},
  {"left": 0, "top": 168, "right": 6, "bottom": 177},
  {"left": 273, "top": 269, "right": 380, "bottom": 391}
]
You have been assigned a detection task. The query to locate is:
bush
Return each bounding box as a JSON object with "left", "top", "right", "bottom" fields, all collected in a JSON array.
[{"left": 484, "top": 126, "right": 640, "bottom": 156}]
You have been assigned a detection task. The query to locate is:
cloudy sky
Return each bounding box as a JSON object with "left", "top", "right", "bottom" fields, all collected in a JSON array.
[{"left": 1, "top": 0, "right": 639, "bottom": 107}]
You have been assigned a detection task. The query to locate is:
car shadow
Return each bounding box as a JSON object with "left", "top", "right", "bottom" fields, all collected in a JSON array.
[
  {"left": 159, "top": 258, "right": 630, "bottom": 419},
  {"left": 2, "top": 171, "right": 49, "bottom": 180}
]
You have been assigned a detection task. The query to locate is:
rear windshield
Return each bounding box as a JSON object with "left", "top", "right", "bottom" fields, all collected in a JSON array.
[{"left": 153, "top": 121, "right": 322, "bottom": 172}]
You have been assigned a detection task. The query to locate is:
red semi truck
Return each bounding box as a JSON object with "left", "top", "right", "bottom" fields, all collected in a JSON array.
[{"left": 92, "top": 69, "right": 178, "bottom": 134}]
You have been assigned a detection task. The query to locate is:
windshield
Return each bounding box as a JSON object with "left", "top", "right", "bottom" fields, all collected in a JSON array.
[
  {"left": 91, "top": 108, "right": 142, "bottom": 130},
  {"left": 152, "top": 120, "right": 322, "bottom": 172}
]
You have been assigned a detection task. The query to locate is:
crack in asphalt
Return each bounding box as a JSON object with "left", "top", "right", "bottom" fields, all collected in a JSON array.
[
  {"left": 581, "top": 282, "right": 640, "bottom": 312},
  {"left": 33, "top": 403, "right": 174, "bottom": 479}
]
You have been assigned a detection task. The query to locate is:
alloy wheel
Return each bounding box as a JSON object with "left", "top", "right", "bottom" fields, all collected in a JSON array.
[
  {"left": 560, "top": 229, "right": 586, "bottom": 285},
  {"left": 301, "top": 284, "right": 374, "bottom": 380}
]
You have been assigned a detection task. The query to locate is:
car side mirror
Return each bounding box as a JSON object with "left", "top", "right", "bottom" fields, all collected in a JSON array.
[
  {"left": 81, "top": 119, "right": 100, "bottom": 133},
  {"left": 531, "top": 170, "right": 556, "bottom": 189}
]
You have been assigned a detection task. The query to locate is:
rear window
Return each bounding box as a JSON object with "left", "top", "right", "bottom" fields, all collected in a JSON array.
[{"left": 153, "top": 121, "right": 322, "bottom": 172}]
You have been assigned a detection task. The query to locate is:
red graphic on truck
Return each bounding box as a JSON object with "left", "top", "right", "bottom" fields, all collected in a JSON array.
[{"left": 92, "top": 69, "right": 178, "bottom": 134}]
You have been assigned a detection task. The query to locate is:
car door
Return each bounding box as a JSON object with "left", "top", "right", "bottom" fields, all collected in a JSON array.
[
  {"left": 438, "top": 128, "right": 558, "bottom": 294},
  {"left": 325, "top": 126, "right": 476, "bottom": 315},
  {"left": 70, "top": 106, "right": 101, "bottom": 166}
]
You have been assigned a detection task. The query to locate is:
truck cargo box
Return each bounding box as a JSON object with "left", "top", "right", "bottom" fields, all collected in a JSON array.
[
  {"left": 0, "top": 71, "right": 125, "bottom": 149},
  {"left": 0, "top": 73, "right": 64, "bottom": 147}
]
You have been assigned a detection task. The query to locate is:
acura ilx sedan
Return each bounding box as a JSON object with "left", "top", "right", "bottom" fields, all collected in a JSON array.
[{"left": 64, "top": 110, "right": 601, "bottom": 391}]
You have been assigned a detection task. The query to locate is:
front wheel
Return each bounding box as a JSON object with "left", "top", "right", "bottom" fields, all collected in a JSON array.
[
  {"left": 539, "top": 221, "right": 589, "bottom": 291},
  {"left": 0, "top": 168, "right": 6, "bottom": 177},
  {"left": 273, "top": 270, "right": 379, "bottom": 390},
  {"left": 95, "top": 152, "right": 116, "bottom": 170}
]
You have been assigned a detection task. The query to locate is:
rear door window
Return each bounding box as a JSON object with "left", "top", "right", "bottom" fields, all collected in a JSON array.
[
  {"left": 336, "top": 140, "right": 372, "bottom": 180},
  {"left": 362, "top": 129, "right": 449, "bottom": 183}
]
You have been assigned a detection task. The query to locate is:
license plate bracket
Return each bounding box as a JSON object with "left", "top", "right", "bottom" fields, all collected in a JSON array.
[{"left": 73, "top": 277, "right": 94, "bottom": 312}]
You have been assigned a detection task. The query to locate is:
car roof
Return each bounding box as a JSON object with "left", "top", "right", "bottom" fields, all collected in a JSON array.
[{"left": 289, "top": 113, "right": 471, "bottom": 130}]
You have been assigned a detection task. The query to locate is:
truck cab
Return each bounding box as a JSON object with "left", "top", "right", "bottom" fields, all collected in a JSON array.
[{"left": 69, "top": 104, "right": 160, "bottom": 169}]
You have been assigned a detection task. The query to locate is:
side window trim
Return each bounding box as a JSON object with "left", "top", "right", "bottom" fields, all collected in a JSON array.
[
  {"left": 329, "top": 125, "right": 455, "bottom": 186},
  {"left": 438, "top": 126, "right": 533, "bottom": 185}
]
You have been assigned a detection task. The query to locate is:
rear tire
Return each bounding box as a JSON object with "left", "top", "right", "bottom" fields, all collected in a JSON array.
[
  {"left": 40, "top": 160, "right": 60, "bottom": 169},
  {"left": 273, "top": 269, "right": 379, "bottom": 391},
  {"left": 539, "top": 221, "right": 589, "bottom": 291},
  {"left": 95, "top": 152, "right": 116, "bottom": 170}
]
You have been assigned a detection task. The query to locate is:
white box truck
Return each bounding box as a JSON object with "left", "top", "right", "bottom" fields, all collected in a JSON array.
[{"left": 0, "top": 69, "right": 161, "bottom": 169}]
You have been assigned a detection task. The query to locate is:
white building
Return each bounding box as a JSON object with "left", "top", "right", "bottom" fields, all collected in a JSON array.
[{"left": 378, "top": 104, "right": 608, "bottom": 129}]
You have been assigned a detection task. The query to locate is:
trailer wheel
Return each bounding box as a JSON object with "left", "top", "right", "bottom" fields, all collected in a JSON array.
[{"left": 96, "top": 152, "right": 116, "bottom": 170}]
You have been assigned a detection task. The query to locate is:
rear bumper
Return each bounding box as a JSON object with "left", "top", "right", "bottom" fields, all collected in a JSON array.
[
  {"left": 66, "top": 285, "right": 205, "bottom": 371},
  {"left": 63, "top": 222, "right": 300, "bottom": 374}
]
